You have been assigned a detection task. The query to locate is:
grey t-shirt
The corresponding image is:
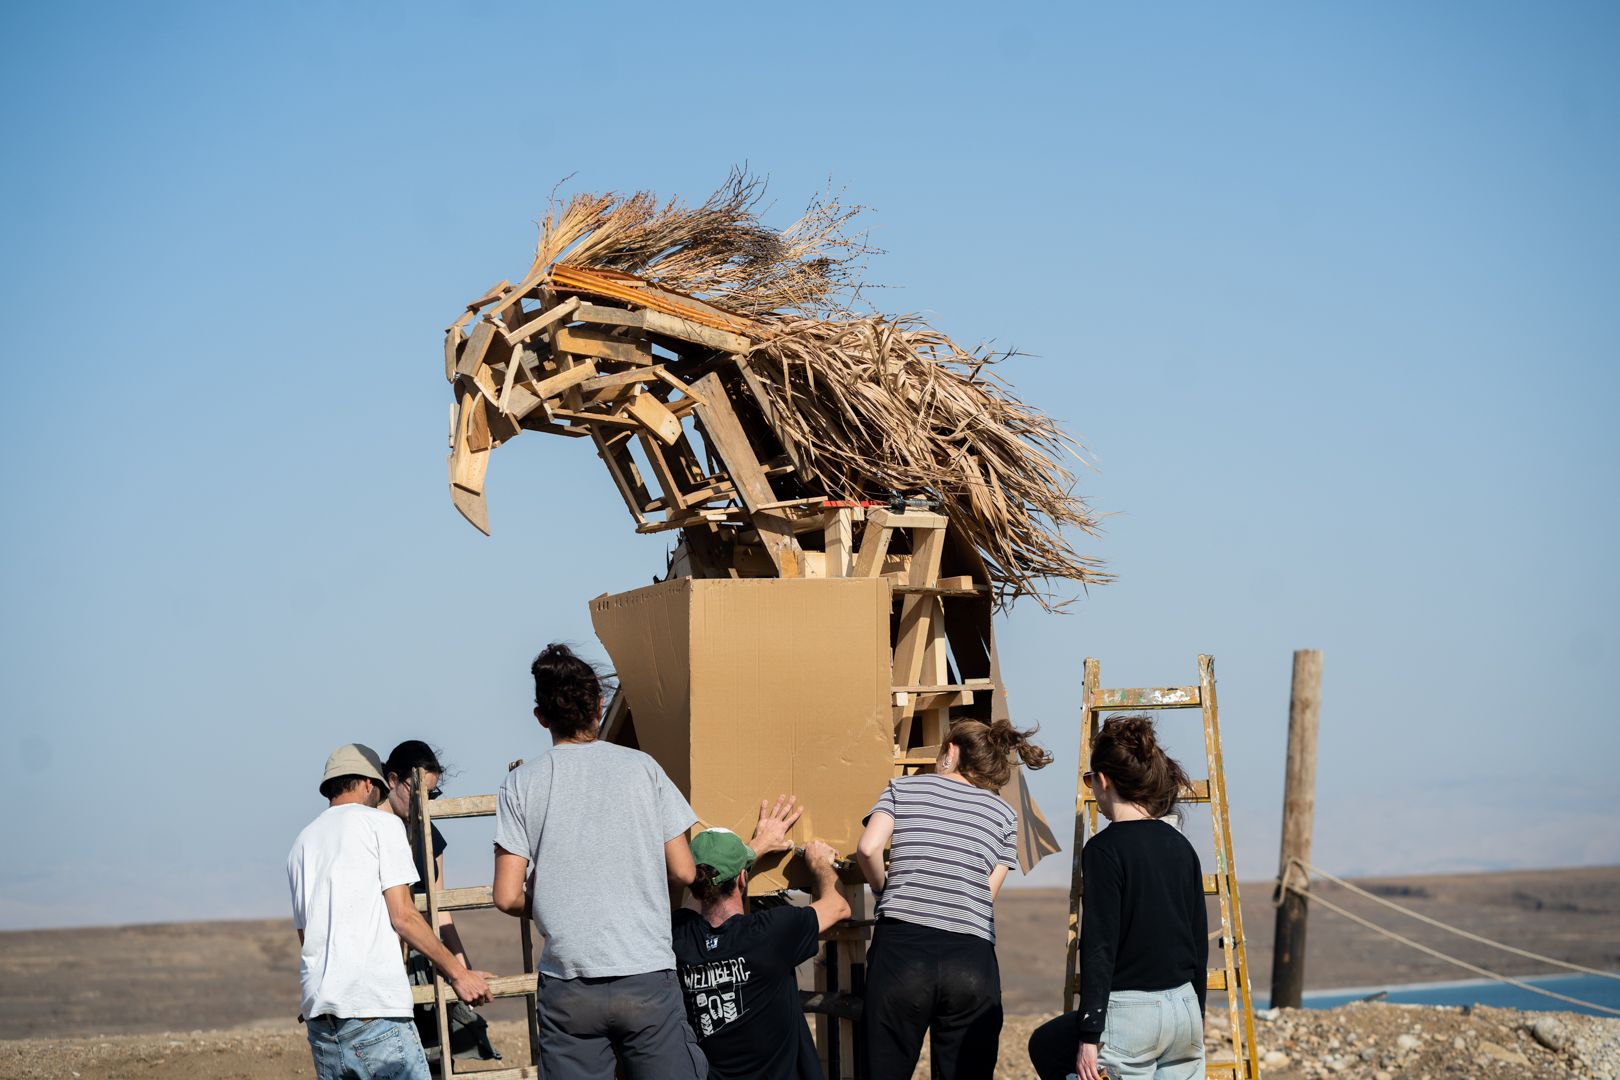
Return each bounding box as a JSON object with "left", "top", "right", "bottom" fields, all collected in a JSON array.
[{"left": 494, "top": 741, "right": 697, "bottom": 979}]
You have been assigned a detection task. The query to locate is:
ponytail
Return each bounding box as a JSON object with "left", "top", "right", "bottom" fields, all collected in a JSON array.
[
  {"left": 1090, "top": 714, "right": 1191, "bottom": 818},
  {"left": 944, "top": 718, "right": 1054, "bottom": 791}
]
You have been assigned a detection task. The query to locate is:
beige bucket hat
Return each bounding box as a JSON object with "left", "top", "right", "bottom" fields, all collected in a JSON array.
[{"left": 321, "top": 743, "right": 387, "bottom": 793}]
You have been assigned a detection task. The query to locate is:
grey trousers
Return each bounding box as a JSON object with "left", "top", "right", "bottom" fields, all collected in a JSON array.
[{"left": 536, "top": 969, "right": 707, "bottom": 1080}]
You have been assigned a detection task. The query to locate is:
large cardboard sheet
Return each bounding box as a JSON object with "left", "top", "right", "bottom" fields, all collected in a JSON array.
[{"left": 591, "top": 577, "right": 892, "bottom": 892}]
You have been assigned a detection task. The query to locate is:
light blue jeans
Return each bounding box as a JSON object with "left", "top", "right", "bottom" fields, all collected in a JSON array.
[
  {"left": 305, "top": 1017, "right": 432, "bottom": 1080},
  {"left": 1097, "top": 983, "right": 1204, "bottom": 1080}
]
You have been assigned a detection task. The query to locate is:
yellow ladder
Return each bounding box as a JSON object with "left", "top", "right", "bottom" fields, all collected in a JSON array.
[{"left": 1062, "top": 656, "right": 1260, "bottom": 1080}]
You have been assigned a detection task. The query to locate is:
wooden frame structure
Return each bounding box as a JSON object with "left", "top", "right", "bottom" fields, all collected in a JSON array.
[
  {"left": 446, "top": 238, "right": 1065, "bottom": 1080},
  {"left": 1063, "top": 656, "right": 1262, "bottom": 1080}
]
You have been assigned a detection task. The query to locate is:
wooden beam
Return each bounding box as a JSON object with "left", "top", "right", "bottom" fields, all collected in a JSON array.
[
  {"left": 517, "top": 418, "right": 591, "bottom": 438},
  {"left": 501, "top": 296, "right": 579, "bottom": 345},
  {"left": 591, "top": 425, "right": 651, "bottom": 526},
  {"left": 638, "top": 433, "right": 690, "bottom": 513},
  {"left": 572, "top": 303, "right": 644, "bottom": 329},
  {"left": 733, "top": 355, "right": 805, "bottom": 474},
  {"left": 867, "top": 508, "right": 949, "bottom": 530},
  {"left": 413, "top": 972, "right": 538, "bottom": 1005},
  {"left": 555, "top": 327, "right": 653, "bottom": 366},
  {"left": 824, "top": 509, "right": 853, "bottom": 577},
  {"left": 1089, "top": 686, "right": 1202, "bottom": 709},
  {"left": 690, "top": 371, "right": 800, "bottom": 577},
  {"left": 580, "top": 365, "right": 666, "bottom": 394},
  {"left": 892, "top": 525, "right": 947, "bottom": 728},
  {"left": 1271, "top": 649, "right": 1322, "bottom": 1009},
  {"left": 412, "top": 885, "right": 495, "bottom": 912},
  {"left": 549, "top": 408, "right": 644, "bottom": 432},
  {"left": 425, "top": 794, "right": 496, "bottom": 819},
  {"left": 625, "top": 391, "right": 682, "bottom": 445},
  {"left": 465, "top": 280, "right": 510, "bottom": 312},
  {"left": 852, "top": 519, "right": 894, "bottom": 578},
  {"left": 456, "top": 320, "right": 499, "bottom": 378},
  {"left": 644, "top": 309, "right": 751, "bottom": 353},
  {"left": 531, "top": 361, "right": 598, "bottom": 401}
]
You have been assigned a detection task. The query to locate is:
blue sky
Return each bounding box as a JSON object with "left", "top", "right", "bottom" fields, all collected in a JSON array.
[{"left": 1, "top": 1, "right": 1615, "bottom": 929}]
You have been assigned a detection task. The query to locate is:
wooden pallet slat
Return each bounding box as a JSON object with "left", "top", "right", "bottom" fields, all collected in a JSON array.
[{"left": 425, "top": 794, "right": 496, "bottom": 819}]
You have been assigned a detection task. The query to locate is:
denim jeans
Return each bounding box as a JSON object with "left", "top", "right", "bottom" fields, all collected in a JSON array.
[
  {"left": 1098, "top": 983, "right": 1203, "bottom": 1080},
  {"left": 1027, "top": 983, "right": 1202, "bottom": 1080},
  {"left": 305, "top": 1017, "right": 432, "bottom": 1080}
]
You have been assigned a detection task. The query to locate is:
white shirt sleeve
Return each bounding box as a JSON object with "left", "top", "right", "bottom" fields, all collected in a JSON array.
[
  {"left": 287, "top": 850, "right": 307, "bottom": 931},
  {"left": 376, "top": 813, "right": 421, "bottom": 892}
]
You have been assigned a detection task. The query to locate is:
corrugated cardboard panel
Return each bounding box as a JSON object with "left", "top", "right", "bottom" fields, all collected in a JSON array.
[
  {"left": 589, "top": 580, "right": 696, "bottom": 794},
  {"left": 686, "top": 578, "right": 891, "bottom": 892},
  {"left": 591, "top": 577, "right": 891, "bottom": 894}
]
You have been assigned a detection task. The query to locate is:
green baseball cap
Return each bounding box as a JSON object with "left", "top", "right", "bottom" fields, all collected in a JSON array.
[{"left": 690, "top": 828, "right": 756, "bottom": 882}]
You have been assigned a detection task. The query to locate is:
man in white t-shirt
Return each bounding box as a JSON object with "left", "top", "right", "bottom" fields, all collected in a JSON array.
[{"left": 288, "top": 744, "right": 494, "bottom": 1080}]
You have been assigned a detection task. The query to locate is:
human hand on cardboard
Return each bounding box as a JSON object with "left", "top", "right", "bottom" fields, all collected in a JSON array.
[
  {"left": 749, "top": 794, "right": 802, "bottom": 856},
  {"left": 803, "top": 841, "right": 839, "bottom": 872}
]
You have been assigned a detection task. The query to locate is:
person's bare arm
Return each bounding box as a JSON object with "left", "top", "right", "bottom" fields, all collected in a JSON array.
[
  {"left": 665, "top": 833, "right": 696, "bottom": 887},
  {"left": 856, "top": 812, "right": 894, "bottom": 894},
  {"left": 989, "top": 864, "right": 1011, "bottom": 900},
  {"left": 383, "top": 885, "right": 493, "bottom": 1006},
  {"left": 804, "top": 841, "right": 852, "bottom": 933},
  {"left": 493, "top": 846, "right": 530, "bottom": 918}
]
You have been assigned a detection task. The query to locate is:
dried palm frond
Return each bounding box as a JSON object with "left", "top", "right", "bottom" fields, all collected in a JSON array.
[
  {"left": 500, "top": 172, "right": 1106, "bottom": 607},
  {"left": 745, "top": 316, "right": 1109, "bottom": 608},
  {"left": 528, "top": 169, "right": 878, "bottom": 319}
]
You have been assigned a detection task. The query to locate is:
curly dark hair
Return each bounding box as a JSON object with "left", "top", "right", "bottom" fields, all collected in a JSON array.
[
  {"left": 531, "top": 643, "right": 605, "bottom": 739},
  {"left": 1090, "top": 714, "right": 1192, "bottom": 818}
]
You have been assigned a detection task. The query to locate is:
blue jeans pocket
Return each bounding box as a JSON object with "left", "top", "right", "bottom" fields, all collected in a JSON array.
[
  {"left": 353, "top": 1021, "right": 412, "bottom": 1079},
  {"left": 1103, "top": 1002, "right": 1165, "bottom": 1060}
]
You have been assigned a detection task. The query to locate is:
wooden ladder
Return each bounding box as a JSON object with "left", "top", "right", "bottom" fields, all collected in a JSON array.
[
  {"left": 1062, "top": 656, "right": 1261, "bottom": 1080},
  {"left": 409, "top": 766, "right": 541, "bottom": 1080}
]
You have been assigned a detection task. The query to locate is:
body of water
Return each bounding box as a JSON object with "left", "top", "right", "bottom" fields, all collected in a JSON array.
[{"left": 1253, "top": 971, "right": 1620, "bottom": 1017}]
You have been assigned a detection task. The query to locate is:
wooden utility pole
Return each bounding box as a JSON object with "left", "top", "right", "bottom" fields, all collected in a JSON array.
[{"left": 1270, "top": 649, "right": 1321, "bottom": 1009}]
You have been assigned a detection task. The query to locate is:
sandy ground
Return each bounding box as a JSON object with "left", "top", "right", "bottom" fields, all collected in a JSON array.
[
  {"left": 1, "top": 866, "right": 1615, "bottom": 1077},
  {"left": 3, "top": 1005, "right": 1618, "bottom": 1080}
]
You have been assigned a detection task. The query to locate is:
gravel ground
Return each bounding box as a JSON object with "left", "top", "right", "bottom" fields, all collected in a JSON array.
[
  {"left": 1244, "top": 1002, "right": 1620, "bottom": 1080},
  {"left": 3, "top": 1005, "right": 1616, "bottom": 1080}
]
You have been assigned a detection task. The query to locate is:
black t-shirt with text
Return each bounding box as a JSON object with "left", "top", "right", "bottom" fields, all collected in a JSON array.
[{"left": 672, "top": 906, "right": 823, "bottom": 1080}]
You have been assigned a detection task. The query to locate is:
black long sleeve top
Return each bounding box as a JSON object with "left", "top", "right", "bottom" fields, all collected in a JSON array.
[{"left": 1077, "top": 818, "right": 1208, "bottom": 1043}]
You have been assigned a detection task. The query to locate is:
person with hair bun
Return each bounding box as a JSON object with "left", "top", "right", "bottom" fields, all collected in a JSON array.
[
  {"left": 855, "top": 717, "right": 1054, "bottom": 1079},
  {"left": 1026, "top": 715, "right": 1208, "bottom": 1080},
  {"left": 671, "top": 796, "right": 850, "bottom": 1080},
  {"left": 491, "top": 643, "right": 706, "bottom": 1080}
]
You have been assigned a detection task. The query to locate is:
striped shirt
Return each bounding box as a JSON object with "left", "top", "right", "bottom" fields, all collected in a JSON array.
[{"left": 865, "top": 774, "right": 1019, "bottom": 942}]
